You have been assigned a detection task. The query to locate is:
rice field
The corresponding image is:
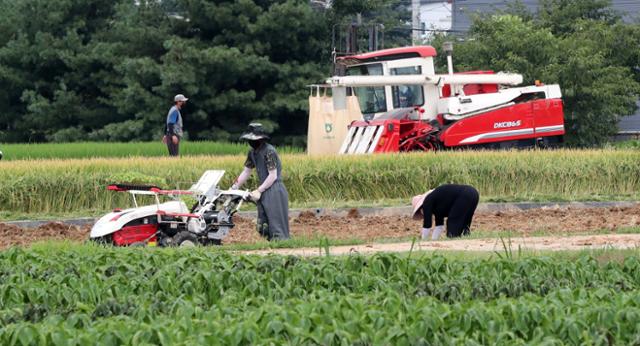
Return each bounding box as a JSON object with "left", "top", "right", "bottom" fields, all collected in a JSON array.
[
  {"left": 0, "top": 141, "right": 301, "bottom": 160},
  {"left": 1, "top": 149, "right": 639, "bottom": 215}
]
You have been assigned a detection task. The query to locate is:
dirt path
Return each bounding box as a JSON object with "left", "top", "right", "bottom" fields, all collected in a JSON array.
[
  {"left": 242, "top": 234, "right": 640, "bottom": 256},
  {"left": 1, "top": 205, "right": 640, "bottom": 251}
]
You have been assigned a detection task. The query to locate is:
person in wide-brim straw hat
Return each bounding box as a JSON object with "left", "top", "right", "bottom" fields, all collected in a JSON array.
[
  {"left": 411, "top": 184, "right": 479, "bottom": 240},
  {"left": 231, "top": 123, "right": 290, "bottom": 241}
]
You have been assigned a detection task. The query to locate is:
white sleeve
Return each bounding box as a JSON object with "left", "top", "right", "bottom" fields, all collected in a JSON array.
[
  {"left": 257, "top": 169, "right": 277, "bottom": 193},
  {"left": 233, "top": 167, "right": 252, "bottom": 189}
]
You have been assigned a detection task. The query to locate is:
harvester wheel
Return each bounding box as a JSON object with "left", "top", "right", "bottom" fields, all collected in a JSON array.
[{"left": 173, "top": 231, "right": 198, "bottom": 247}]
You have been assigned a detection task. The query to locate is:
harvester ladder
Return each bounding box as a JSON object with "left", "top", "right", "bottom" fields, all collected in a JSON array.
[
  {"left": 367, "top": 126, "right": 384, "bottom": 153},
  {"left": 339, "top": 126, "right": 357, "bottom": 154},
  {"left": 339, "top": 125, "right": 383, "bottom": 154}
]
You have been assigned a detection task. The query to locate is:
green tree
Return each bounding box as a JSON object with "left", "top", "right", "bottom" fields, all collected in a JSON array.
[
  {"left": 0, "top": 0, "right": 121, "bottom": 142},
  {"left": 538, "top": 0, "right": 618, "bottom": 35},
  {"left": 0, "top": 0, "right": 333, "bottom": 144},
  {"left": 151, "top": 0, "right": 330, "bottom": 144},
  {"left": 0, "top": 0, "right": 412, "bottom": 145},
  {"left": 89, "top": 0, "right": 176, "bottom": 141}
]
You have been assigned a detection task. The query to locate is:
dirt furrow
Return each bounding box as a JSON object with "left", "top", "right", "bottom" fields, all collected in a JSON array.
[{"left": 1, "top": 205, "right": 639, "bottom": 250}]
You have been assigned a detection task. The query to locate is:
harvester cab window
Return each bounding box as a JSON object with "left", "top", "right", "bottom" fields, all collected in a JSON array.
[
  {"left": 391, "top": 66, "right": 424, "bottom": 108},
  {"left": 347, "top": 63, "right": 387, "bottom": 115},
  {"left": 512, "top": 91, "right": 546, "bottom": 104}
]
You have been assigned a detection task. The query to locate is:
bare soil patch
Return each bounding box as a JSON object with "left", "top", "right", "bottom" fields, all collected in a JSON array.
[
  {"left": 1, "top": 205, "right": 640, "bottom": 251},
  {"left": 0, "top": 222, "right": 90, "bottom": 249}
]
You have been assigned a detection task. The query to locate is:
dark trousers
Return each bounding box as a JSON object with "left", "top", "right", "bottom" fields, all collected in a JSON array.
[
  {"left": 446, "top": 187, "right": 479, "bottom": 237},
  {"left": 166, "top": 137, "right": 180, "bottom": 156}
]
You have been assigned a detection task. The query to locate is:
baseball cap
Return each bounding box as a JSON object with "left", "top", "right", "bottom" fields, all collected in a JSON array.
[{"left": 174, "top": 94, "right": 189, "bottom": 102}]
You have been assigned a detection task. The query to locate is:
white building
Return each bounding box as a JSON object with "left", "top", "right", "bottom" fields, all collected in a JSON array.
[{"left": 412, "top": 0, "right": 452, "bottom": 42}]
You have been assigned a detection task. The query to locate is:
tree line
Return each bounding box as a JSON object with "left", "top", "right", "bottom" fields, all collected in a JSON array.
[{"left": 0, "top": 0, "right": 637, "bottom": 146}]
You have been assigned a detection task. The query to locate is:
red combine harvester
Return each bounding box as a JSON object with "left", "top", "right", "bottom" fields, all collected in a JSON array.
[{"left": 327, "top": 44, "right": 564, "bottom": 154}]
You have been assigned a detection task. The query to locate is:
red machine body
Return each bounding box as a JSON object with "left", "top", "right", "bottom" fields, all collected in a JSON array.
[
  {"left": 440, "top": 98, "right": 564, "bottom": 148},
  {"left": 112, "top": 224, "right": 158, "bottom": 246}
]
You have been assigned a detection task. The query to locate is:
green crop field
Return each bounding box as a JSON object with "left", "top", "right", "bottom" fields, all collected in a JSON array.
[
  {"left": 1, "top": 149, "right": 640, "bottom": 217},
  {"left": 0, "top": 141, "right": 302, "bottom": 160},
  {"left": 1, "top": 245, "right": 639, "bottom": 345}
]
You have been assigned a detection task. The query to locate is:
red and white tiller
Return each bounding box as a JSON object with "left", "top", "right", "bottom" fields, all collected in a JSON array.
[{"left": 90, "top": 170, "right": 251, "bottom": 247}]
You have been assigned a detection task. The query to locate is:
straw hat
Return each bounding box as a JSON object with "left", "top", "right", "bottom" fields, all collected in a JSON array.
[{"left": 411, "top": 189, "right": 434, "bottom": 220}]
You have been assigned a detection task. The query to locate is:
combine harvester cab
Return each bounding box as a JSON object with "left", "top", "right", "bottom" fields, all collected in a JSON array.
[{"left": 325, "top": 45, "right": 565, "bottom": 154}]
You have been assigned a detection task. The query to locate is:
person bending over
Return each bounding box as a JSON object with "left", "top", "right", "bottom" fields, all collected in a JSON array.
[{"left": 411, "top": 184, "right": 479, "bottom": 240}]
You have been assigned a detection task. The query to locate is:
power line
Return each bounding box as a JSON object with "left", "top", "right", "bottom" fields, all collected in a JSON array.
[{"left": 439, "top": 2, "right": 453, "bottom": 13}]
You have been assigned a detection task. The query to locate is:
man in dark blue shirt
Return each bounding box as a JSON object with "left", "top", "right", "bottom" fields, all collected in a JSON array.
[{"left": 165, "top": 94, "right": 188, "bottom": 156}]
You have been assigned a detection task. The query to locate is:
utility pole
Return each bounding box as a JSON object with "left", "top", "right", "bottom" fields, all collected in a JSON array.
[
  {"left": 412, "top": 0, "right": 420, "bottom": 45},
  {"left": 450, "top": 0, "right": 456, "bottom": 34},
  {"left": 345, "top": 13, "right": 361, "bottom": 54}
]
